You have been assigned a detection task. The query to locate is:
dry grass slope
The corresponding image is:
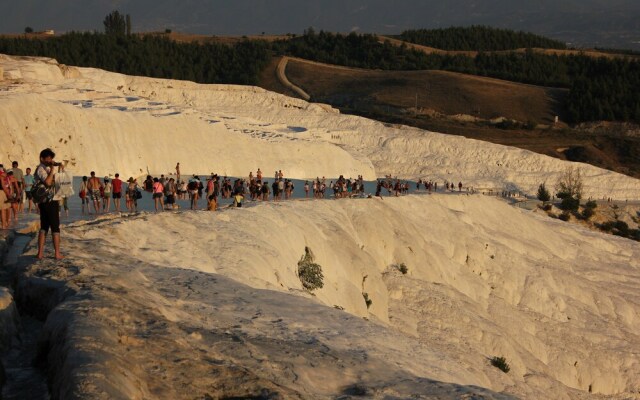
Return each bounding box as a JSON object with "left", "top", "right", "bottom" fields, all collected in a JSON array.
[{"left": 258, "top": 56, "right": 640, "bottom": 179}]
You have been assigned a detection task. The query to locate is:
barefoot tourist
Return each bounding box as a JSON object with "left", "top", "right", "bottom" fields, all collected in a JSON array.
[
  {"left": 87, "top": 171, "right": 103, "bottom": 214},
  {"left": 152, "top": 177, "right": 164, "bottom": 212},
  {"left": 0, "top": 166, "right": 12, "bottom": 229},
  {"left": 11, "top": 161, "right": 25, "bottom": 213},
  {"left": 103, "top": 177, "right": 112, "bottom": 212},
  {"left": 79, "top": 176, "right": 89, "bottom": 214},
  {"left": 23, "top": 167, "right": 35, "bottom": 213},
  {"left": 112, "top": 173, "right": 123, "bottom": 212},
  {"left": 35, "top": 148, "right": 63, "bottom": 260}
]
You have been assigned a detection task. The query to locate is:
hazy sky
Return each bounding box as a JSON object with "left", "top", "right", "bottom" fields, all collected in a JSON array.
[{"left": 2, "top": 0, "right": 639, "bottom": 48}]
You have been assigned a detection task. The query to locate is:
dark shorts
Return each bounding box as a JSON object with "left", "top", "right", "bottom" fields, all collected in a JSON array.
[
  {"left": 26, "top": 191, "right": 33, "bottom": 200},
  {"left": 112, "top": 192, "right": 122, "bottom": 199},
  {"left": 39, "top": 201, "right": 60, "bottom": 234},
  {"left": 153, "top": 193, "right": 162, "bottom": 199},
  {"left": 166, "top": 195, "right": 175, "bottom": 204}
]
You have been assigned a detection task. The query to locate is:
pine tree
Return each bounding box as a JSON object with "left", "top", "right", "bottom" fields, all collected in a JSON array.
[
  {"left": 537, "top": 183, "right": 551, "bottom": 203},
  {"left": 104, "top": 10, "right": 126, "bottom": 36}
]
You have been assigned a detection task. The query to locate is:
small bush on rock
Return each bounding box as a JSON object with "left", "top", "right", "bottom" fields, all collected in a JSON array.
[
  {"left": 298, "top": 247, "right": 324, "bottom": 291},
  {"left": 393, "top": 263, "right": 408, "bottom": 274},
  {"left": 491, "top": 356, "right": 510, "bottom": 373},
  {"left": 582, "top": 207, "right": 595, "bottom": 220},
  {"left": 614, "top": 220, "right": 629, "bottom": 235},
  {"left": 599, "top": 221, "right": 615, "bottom": 232},
  {"left": 537, "top": 183, "right": 551, "bottom": 203},
  {"left": 559, "top": 212, "right": 571, "bottom": 221},
  {"left": 362, "top": 293, "right": 372, "bottom": 309},
  {"left": 559, "top": 197, "right": 580, "bottom": 212}
]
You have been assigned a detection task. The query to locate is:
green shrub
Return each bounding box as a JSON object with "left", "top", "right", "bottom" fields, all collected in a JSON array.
[
  {"left": 559, "top": 212, "right": 571, "bottom": 221},
  {"left": 393, "top": 263, "right": 408, "bottom": 274},
  {"left": 560, "top": 197, "right": 580, "bottom": 212},
  {"left": 582, "top": 207, "right": 595, "bottom": 220},
  {"left": 490, "top": 356, "right": 510, "bottom": 373},
  {"left": 362, "top": 293, "right": 372, "bottom": 309},
  {"left": 297, "top": 247, "right": 324, "bottom": 291},
  {"left": 599, "top": 221, "right": 615, "bottom": 232},
  {"left": 537, "top": 183, "right": 551, "bottom": 203},
  {"left": 614, "top": 220, "right": 629, "bottom": 235},
  {"left": 585, "top": 200, "right": 598, "bottom": 209}
]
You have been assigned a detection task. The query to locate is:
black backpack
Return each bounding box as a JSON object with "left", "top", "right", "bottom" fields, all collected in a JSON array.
[{"left": 31, "top": 167, "right": 55, "bottom": 204}]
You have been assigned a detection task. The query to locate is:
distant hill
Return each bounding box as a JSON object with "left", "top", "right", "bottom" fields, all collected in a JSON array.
[
  {"left": 3, "top": 0, "right": 640, "bottom": 50},
  {"left": 398, "top": 26, "right": 568, "bottom": 51},
  {"left": 260, "top": 56, "right": 640, "bottom": 179}
]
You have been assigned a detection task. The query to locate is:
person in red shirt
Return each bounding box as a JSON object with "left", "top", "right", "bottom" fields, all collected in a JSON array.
[
  {"left": 112, "top": 173, "right": 123, "bottom": 212},
  {"left": 0, "top": 166, "right": 12, "bottom": 229}
]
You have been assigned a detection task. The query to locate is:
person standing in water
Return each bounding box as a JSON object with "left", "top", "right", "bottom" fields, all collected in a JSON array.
[
  {"left": 5, "top": 171, "right": 21, "bottom": 223},
  {"left": 126, "top": 178, "right": 139, "bottom": 212},
  {"left": 165, "top": 178, "right": 177, "bottom": 210},
  {"left": 79, "top": 176, "right": 90, "bottom": 214},
  {"left": 87, "top": 171, "right": 103, "bottom": 214},
  {"left": 102, "top": 177, "right": 112, "bottom": 212},
  {"left": 112, "top": 173, "right": 123, "bottom": 212},
  {"left": 176, "top": 163, "right": 181, "bottom": 182},
  {"left": 10, "top": 161, "right": 25, "bottom": 213},
  {"left": 0, "top": 166, "right": 12, "bottom": 229},
  {"left": 152, "top": 177, "right": 164, "bottom": 212},
  {"left": 35, "top": 148, "right": 64, "bottom": 260},
  {"left": 23, "top": 167, "right": 35, "bottom": 213}
]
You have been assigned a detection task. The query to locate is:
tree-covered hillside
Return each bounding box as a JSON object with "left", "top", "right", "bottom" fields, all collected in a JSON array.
[
  {"left": 0, "top": 33, "right": 270, "bottom": 85},
  {"left": 273, "top": 31, "right": 640, "bottom": 123},
  {"left": 399, "top": 26, "right": 567, "bottom": 51},
  {"left": 0, "top": 30, "right": 638, "bottom": 123}
]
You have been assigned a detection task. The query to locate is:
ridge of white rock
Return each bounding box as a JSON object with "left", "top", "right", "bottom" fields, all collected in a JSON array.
[
  {"left": 1, "top": 54, "right": 639, "bottom": 200},
  {"left": 20, "top": 194, "right": 640, "bottom": 399}
]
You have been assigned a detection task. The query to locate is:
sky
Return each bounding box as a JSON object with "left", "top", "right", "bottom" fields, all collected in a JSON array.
[{"left": 2, "top": 0, "right": 639, "bottom": 49}]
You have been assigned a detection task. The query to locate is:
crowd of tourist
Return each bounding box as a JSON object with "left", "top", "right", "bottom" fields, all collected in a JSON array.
[
  {"left": 1, "top": 149, "right": 472, "bottom": 259},
  {"left": 1, "top": 159, "right": 471, "bottom": 226}
]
